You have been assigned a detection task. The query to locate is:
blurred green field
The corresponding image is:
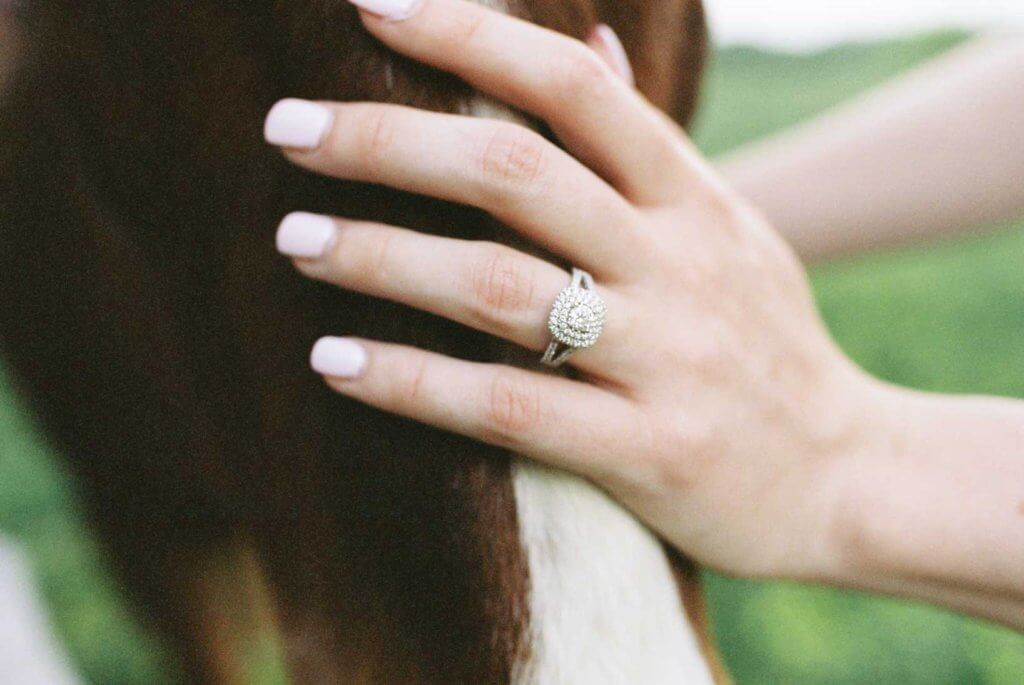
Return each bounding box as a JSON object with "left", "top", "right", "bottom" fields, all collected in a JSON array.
[{"left": 2, "top": 31, "right": 1023, "bottom": 684}]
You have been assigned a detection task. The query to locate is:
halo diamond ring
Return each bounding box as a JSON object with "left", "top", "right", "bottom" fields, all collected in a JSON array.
[{"left": 541, "top": 268, "right": 607, "bottom": 367}]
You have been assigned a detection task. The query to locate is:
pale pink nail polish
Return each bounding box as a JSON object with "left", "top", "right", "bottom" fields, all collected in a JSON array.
[
  {"left": 264, "top": 99, "right": 333, "bottom": 150},
  {"left": 346, "top": 0, "right": 423, "bottom": 21},
  {"left": 311, "top": 338, "right": 368, "bottom": 378},
  {"left": 592, "top": 24, "right": 635, "bottom": 86},
  {"left": 276, "top": 213, "right": 337, "bottom": 259}
]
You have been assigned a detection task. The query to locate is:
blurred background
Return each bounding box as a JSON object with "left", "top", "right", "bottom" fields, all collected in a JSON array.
[
  {"left": 707, "top": 0, "right": 1024, "bottom": 50},
  {"left": 1, "top": 1, "right": 1023, "bottom": 683}
]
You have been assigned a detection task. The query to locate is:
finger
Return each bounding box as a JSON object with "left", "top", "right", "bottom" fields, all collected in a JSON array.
[
  {"left": 350, "top": 0, "right": 712, "bottom": 205},
  {"left": 309, "top": 336, "right": 642, "bottom": 479},
  {"left": 265, "top": 100, "right": 641, "bottom": 277},
  {"left": 276, "top": 213, "right": 629, "bottom": 374},
  {"left": 587, "top": 24, "right": 635, "bottom": 87}
]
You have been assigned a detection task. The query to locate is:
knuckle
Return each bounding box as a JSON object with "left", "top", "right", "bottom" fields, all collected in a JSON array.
[
  {"left": 687, "top": 188, "right": 748, "bottom": 240},
  {"left": 626, "top": 222, "right": 665, "bottom": 268},
  {"left": 465, "top": 245, "right": 538, "bottom": 328},
  {"left": 366, "top": 229, "right": 397, "bottom": 281},
  {"left": 392, "top": 355, "right": 429, "bottom": 408},
  {"left": 357, "top": 107, "right": 399, "bottom": 171},
  {"left": 483, "top": 370, "right": 542, "bottom": 445},
  {"left": 555, "top": 43, "right": 616, "bottom": 101},
  {"left": 646, "top": 420, "right": 715, "bottom": 492},
  {"left": 684, "top": 252, "right": 726, "bottom": 291},
  {"left": 477, "top": 123, "right": 549, "bottom": 193},
  {"left": 647, "top": 450, "right": 694, "bottom": 493},
  {"left": 452, "top": 8, "right": 490, "bottom": 47}
]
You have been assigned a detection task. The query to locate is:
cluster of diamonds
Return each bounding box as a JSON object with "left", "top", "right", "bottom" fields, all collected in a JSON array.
[{"left": 548, "top": 285, "right": 606, "bottom": 349}]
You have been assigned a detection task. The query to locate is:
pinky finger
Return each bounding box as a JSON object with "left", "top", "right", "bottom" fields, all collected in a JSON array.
[{"left": 310, "top": 337, "right": 640, "bottom": 479}]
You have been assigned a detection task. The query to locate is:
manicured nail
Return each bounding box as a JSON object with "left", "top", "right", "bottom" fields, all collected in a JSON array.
[
  {"left": 347, "top": 0, "right": 423, "bottom": 21},
  {"left": 276, "top": 212, "right": 337, "bottom": 259},
  {"left": 311, "top": 338, "right": 368, "bottom": 379},
  {"left": 591, "top": 24, "right": 635, "bottom": 86},
  {"left": 264, "top": 99, "right": 333, "bottom": 150}
]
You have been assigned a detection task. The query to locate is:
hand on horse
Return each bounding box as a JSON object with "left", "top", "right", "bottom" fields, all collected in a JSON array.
[{"left": 262, "top": 0, "right": 892, "bottom": 583}]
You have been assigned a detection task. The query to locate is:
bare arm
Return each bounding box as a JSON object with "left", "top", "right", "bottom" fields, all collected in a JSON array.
[
  {"left": 829, "top": 384, "right": 1024, "bottom": 630},
  {"left": 721, "top": 38, "right": 1024, "bottom": 624},
  {"left": 721, "top": 35, "right": 1024, "bottom": 261}
]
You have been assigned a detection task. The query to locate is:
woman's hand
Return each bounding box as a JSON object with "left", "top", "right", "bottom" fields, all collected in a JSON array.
[
  {"left": 261, "top": 0, "right": 880, "bottom": 582},
  {"left": 263, "top": 2, "right": 1024, "bottom": 629}
]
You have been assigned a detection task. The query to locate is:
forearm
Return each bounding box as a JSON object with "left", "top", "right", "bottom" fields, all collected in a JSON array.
[
  {"left": 828, "top": 382, "right": 1024, "bottom": 630},
  {"left": 720, "top": 35, "right": 1024, "bottom": 262}
]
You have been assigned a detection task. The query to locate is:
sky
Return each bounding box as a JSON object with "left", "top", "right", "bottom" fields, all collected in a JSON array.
[{"left": 705, "top": 0, "right": 1024, "bottom": 50}]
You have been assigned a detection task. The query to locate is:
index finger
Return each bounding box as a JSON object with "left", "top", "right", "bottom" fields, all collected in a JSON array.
[{"left": 347, "top": 0, "right": 712, "bottom": 206}]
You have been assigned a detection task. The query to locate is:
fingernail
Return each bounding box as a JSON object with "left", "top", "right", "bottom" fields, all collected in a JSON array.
[
  {"left": 591, "top": 24, "right": 634, "bottom": 86},
  {"left": 347, "top": 0, "right": 424, "bottom": 21},
  {"left": 311, "top": 338, "right": 368, "bottom": 379},
  {"left": 276, "top": 212, "right": 337, "bottom": 259},
  {"left": 264, "top": 99, "right": 333, "bottom": 150}
]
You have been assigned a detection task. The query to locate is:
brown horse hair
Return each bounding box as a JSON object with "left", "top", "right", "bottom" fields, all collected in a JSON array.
[{"left": 0, "top": 1, "right": 717, "bottom": 682}]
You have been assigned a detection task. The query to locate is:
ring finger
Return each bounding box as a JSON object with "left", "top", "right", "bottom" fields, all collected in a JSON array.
[{"left": 276, "top": 212, "right": 629, "bottom": 374}]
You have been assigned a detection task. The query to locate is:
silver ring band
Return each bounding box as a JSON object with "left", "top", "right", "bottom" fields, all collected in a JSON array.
[{"left": 541, "top": 268, "right": 607, "bottom": 367}]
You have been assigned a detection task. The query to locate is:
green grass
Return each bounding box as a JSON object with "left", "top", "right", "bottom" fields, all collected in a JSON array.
[
  {"left": 0, "top": 379, "right": 168, "bottom": 683},
  {"left": 2, "top": 31, "right": 1023, "bottom": 684}
]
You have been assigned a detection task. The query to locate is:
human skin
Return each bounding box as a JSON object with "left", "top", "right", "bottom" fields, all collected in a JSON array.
[
  {"left": 722, "top": 34, "right": 1024, "bottom": 261},
  {"left": 262, "top": 0, "right": 1024, "bottom": 631}
]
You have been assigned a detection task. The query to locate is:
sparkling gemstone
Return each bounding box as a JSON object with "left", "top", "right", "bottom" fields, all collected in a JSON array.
[{"left": 548, "top": 285, "right": 606, "bottom": 348}]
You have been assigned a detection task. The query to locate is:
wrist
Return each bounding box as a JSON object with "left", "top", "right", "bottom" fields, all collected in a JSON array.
[
  {"left": 818, "top": 379, "right": 1009, "bottom": 592},
  {"left": 810, "top": 380, "right": 1024, "bottom": 629},
  {"left": 824, "top": 384, "right": 1024, "bottom": 593},
  {"left": 794, "top": 360, "right": 903, "bottom": 585},
  {"left": 748, "top": 348, "right": 895, "bottom": 584}
]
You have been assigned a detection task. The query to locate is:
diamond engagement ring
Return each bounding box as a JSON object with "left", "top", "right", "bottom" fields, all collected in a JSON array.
[{"left": 541, "top": 268, "right": 607, "bottom": 367}]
